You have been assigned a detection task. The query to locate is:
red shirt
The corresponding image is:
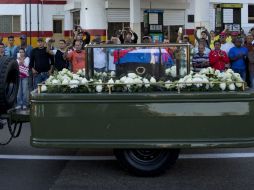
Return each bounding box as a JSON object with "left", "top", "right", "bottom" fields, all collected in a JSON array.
[
  {"left": 209, "top": 50, "right": 229, "bottom": 71},
  {"left": 68, "top": 50, "right": 86, "bottom": 73}
]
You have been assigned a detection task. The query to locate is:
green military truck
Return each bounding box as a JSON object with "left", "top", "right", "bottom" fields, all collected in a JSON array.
[{"left": 1, "top": 44, "right": 254, "bottom": 176}]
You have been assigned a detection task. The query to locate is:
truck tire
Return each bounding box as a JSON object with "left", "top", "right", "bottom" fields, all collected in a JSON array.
[
  {"left": 114, "top": 149, "right": 180, "bottom": 176},
  {"left": 0, "top": 56, "right": 19, "bottom": 114}
]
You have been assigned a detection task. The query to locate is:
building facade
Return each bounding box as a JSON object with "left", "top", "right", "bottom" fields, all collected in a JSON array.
[{"left": 0, "top": 0, "right": 253, "bottom": 46}]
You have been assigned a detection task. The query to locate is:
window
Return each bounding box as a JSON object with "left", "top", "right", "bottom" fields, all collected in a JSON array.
[
  {"left": 0, "top": 15, "right": 21, "bottom": 33},
  {"left": 53, "top": 20, "right": 63, "bottom": 33},
  {"left": 188, "top": 15, "right": 194, "bottom": 23},
  {"left": 248, "top": 4, "right": 254, "bottom": 23},
  {"left": 72, "top": 11, "right": 80, "bottom": 28}
]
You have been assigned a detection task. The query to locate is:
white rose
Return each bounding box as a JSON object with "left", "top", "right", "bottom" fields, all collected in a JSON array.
[
  {"left": 226, "top": 69, "right": 234, "bottom": 74},
  {"left": 225, "top": 73, "right": 232, "bottom": 80},
  {"left": 72, "top": 74, "right": 80, "bottom": 80},
  {"left": 62, "top": 75, "right": 71, "bottom": 81},
  {"left": 202, "top": 78, "right": 209, "bottom": 89},
  {"left": 165, "top": 68, "right": 171, "bottom": 75},
  {"left": 185, "top": 78, "right": 193, "bottom": 87},
  {"left": 220, "top": 82, "right": 226, "bottom": 91},
  {"left": 192, "top": 77, "right": 203, "bottom": 88},
  {"left": 52, "top": 79, "right": 61, "bottom": 85},
  {"left": 124, "top": 77, "right": 134, "bottom": 88},
  {"left": 232, "top": 73, "right": 240, "bottom": 79},
  {"left": 208, "top": 67, "right": 215, "bottom": 74},
  {"left": 170, "top": 66, "right": 177, "bottom": 78},
  {"left": 120, "top": 76, "right": 127, "bottom": 83},
  {"left": 41, "top": 85, "right": 47, "bottom": 92},
  {"left": 200, "top": 68, "right": 208, "bottom": 75},
  {"left": 81, "top": 78, "right": 88, "bottom": 84},
  {"left": 134, "top": 78, "right": 143, "bottom": 87},
  {"left": 96, "top": 85, "right": 103, "bottom": 93},
  {"left": 108, "top": 78, "right": 115, "bottom": 85},
  {"left": 143, "top": 78, "right": 150, "bottom": 88},
  {"left": 180, "top": 68, "right": 186, "bottom": 76},
  {"left": 217, "top": 72, "right": 225, "bottom": 79},
  {"left": 94, "top": 71, "right": 99, "bottom": 76},
  {"left": 128, "top": 73, "right": 137, "bottom": 79},
  {"left": 102, "top": 72, "right": 107, "bottom": 77},
  {"left": 165, "top": 80, "right": 172, "bottom": 89},
  {"left": 228, "top": 83, "right": 236, "bottom": 91},
  {"left": 61, "top": 68, "right": 68, "bottom": 74},
  {"left": 110, "top": 71, "right": 116, "bottom": 77},
  {"left": 150, "top": 77, "right": 156, "bottom": 84},
  {"left": 77, "top": 69, "right": 82, "bottom": 75},
  {"left": 69, "top": 80, "right": 80, "bottom": 88},
  {"left": 62, "top": 79, "right": 69, "bottom": 85},
  {"left": 214, "top": 70, "right": 220, "bottom": 76},
  {"left": 115, "top": 80, "right": 121, "bottom": 84},
  {"left": 235, "top": 82, "right": 243, "bottom": 88},
  {"left": 177, "top": 78, "right": 185, "bottom": 89},
  {"left": 46, "top": 76, "right": 54, "bottom": 84}
]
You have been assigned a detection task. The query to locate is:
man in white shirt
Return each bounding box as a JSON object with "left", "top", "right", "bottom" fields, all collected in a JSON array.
[
  {"left": 93, "top": 36, "right": 107, "bottom": 72},
  {"left": 94, "top": 47, "right": 107, "bottom": 72},
  {"left": 219, "top": 32, "right": 234, "bottom": 54}
]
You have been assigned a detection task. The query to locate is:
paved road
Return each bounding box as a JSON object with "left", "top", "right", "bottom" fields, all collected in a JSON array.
[{"left": 1, "top": 123, "right": 254, "bottom": 190}]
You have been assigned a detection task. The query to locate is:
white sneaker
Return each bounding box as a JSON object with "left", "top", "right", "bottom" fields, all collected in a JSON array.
[
  {"left": 15, "top": 106, "right": 21, "bottom": 110},
  {"left": 22, "top": 106, "right": 27, "bottom": 110}
]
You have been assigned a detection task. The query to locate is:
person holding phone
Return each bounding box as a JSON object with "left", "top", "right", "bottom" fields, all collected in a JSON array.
[
  {"left": 119, "top": 27, "right": 138, "bottom": 44},
  {"left": 194, "top": 27, "right": 211, "bottom": 49},
  {"left": 73, "top": 25, "right": 91, "bottom": 48}
]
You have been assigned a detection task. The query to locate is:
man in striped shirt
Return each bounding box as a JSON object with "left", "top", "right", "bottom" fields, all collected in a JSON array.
[{"left": 192, "top": 43, "right": 210, "bottom": 72}]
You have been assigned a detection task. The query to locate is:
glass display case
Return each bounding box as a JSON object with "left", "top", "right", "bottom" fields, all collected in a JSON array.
[{"left": 85, "top": 43, "right": 191, "bottom": 80}]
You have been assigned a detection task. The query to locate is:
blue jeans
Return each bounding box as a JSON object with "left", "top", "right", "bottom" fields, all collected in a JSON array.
[
  {"left": 17, "top": 78, "right": 29, "bottom": 107},
  {"left": 33, "top": 72, "right": 49, "bottom": 90},
  {"left": 232, "top": 68, "right": 246, "bottom": 81}
]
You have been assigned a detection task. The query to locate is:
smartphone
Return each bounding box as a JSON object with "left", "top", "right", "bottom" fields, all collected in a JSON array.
[{"left": 178, "top": 27, "right": 183, "bottom": 34}]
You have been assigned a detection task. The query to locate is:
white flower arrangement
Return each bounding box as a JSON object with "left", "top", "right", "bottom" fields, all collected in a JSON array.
[{"left": 41, "top": 67, "right": 245, "bottom": 94}]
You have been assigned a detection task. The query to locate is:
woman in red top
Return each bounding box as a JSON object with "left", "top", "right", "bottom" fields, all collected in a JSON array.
[{"left": 209, "top": 40, "right": 230, "bottom": 71}]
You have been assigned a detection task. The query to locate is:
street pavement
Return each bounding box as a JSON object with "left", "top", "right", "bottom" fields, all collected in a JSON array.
[{"left": 1, "top": 123, "right": 254, "bottom": 190}]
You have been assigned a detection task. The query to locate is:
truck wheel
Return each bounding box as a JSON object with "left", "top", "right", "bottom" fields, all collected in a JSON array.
[
  {"left": 0, "top": 57, "right": 19, "bottom": 114},
  {"left": 114, "top": 149, "right": 180, "bottom": 176}
]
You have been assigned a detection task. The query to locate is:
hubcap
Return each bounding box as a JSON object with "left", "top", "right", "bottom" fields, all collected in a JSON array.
[{"left": 128, "top": 149, "right": 165, "bottom": 164}]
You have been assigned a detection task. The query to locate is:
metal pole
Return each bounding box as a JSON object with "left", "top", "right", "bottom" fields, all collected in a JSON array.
[
  {"left": 186, "top": 44, "right": 191, "bottom": 74},
  {"left": 37, "top": 0, "right": 40, "bottom": 37},
  {"left": 29, "top": 0, "right": 32, "bottom": 45},
  {"left": 25, "top": 3, "right": 27, "bottom": 42}
]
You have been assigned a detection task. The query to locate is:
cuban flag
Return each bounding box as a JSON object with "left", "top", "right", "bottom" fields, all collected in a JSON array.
[{"left": 113, "top": 48, "right": 174, "bottom": 68}]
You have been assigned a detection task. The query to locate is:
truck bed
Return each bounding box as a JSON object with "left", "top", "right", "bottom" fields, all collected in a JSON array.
[{"left": 30, "top": 90, "right": 254, "bottom": 149}]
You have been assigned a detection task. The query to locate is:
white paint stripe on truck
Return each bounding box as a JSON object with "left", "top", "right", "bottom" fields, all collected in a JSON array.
[{"left": 1, "top": 153, "right": 254, "bottom": 160}]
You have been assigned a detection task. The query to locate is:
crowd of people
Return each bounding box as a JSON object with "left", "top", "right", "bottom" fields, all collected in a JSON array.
[
  {"left": 0, "top": 25, "right": 254, "bottom": 109},
  {"left": 191, "top": 27, "right": 254, "bottom": 89}
]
